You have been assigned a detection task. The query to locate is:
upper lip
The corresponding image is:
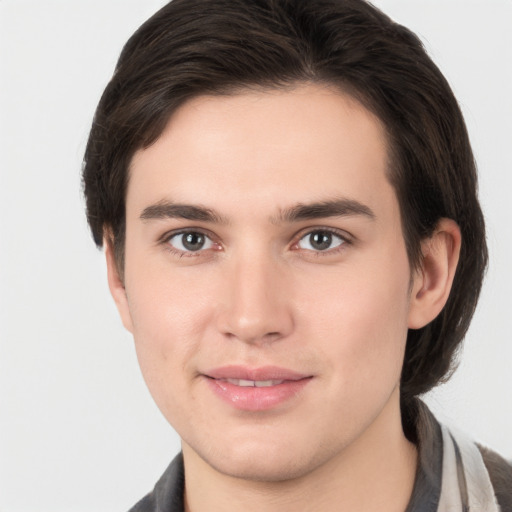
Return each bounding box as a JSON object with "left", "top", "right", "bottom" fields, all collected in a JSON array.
[{"left": 204, "top": 365, "right": 311, "bottom": 381}]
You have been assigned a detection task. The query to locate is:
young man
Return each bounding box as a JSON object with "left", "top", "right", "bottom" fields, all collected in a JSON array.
[{"left": 82, "top": 0, "right": 511, "bottom": 510}]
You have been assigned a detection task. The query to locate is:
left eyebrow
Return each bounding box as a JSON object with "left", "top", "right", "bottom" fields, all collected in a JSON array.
[{"left": 274, "top": 198, "right": 376, "bottom": 224}]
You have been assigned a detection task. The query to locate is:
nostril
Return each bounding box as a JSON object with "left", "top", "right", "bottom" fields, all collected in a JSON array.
[{"left": 222, "top": 329, "right": 284, "bottom": 345}]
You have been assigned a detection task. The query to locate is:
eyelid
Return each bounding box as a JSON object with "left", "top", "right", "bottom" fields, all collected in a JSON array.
[
  {"left": 159, "top": 227, "right": 222, "bottom": 257},
  {"left": 291, "top": 226, "right": 353, "bottom": 252},
  {"left": 294, "top": 225, "right": 353, "bottom": 241},
  {"left": 158, "top": 227, "right": 218, "bottom": 244}
]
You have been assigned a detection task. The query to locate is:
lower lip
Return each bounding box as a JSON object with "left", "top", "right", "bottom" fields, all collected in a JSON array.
[{"left": 205, "top": 377, "right": 312, "bottom": 411}]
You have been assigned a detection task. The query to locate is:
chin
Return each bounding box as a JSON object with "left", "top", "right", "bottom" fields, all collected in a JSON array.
[
  {"left": 211, "top": 455, "right": 314, "bottom": 483},
  {"left": 196, "top": 436, "right": 332, "bottom": 483}
]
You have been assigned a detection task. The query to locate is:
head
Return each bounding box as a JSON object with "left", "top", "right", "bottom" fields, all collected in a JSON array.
[{"left": 83, "top": 0, "right": 487, "bottom": 460}]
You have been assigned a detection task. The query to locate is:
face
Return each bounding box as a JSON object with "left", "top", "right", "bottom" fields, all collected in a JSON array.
[{"left": 114, "top": 84, "right": 421, "bottom": 481}]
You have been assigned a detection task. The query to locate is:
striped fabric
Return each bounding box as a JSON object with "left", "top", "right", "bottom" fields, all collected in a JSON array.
[{"left": 438, "top": 425, "right": 501, "bottom": 511}]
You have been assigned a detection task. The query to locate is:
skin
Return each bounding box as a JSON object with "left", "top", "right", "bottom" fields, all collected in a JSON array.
[{"left": 107, "top": 84, "right": 461, "bottom": 511}]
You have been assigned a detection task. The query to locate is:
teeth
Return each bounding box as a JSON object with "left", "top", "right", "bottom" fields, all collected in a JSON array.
[
  {"left": 232, "top": 379, "right": 255, "bottom": 387},
  {"left": 255, "top": 380, "right": 283, "bottom": 387},
  {"left": 225, "top": 379, "right": 284, "bottom": 387}
]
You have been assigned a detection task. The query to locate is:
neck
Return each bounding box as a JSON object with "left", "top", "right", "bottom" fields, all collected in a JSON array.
[{"left": 183, "top": 389, "right": 417, "bottom": 512}]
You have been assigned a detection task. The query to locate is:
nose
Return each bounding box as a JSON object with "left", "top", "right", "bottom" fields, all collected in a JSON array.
[{"left": 216, "top": 251, "right": 294, "bottom": 345}]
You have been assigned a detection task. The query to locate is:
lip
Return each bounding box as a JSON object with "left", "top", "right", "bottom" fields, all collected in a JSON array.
[
  {"left": 205, "top": 365, "right": 309, "bottom": 381},
  {"left": 203, "top": 365, "right": 313, "bottom": 411}
]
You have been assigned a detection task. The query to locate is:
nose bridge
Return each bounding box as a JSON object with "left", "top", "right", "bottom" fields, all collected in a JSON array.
[{"left": 217, "top": 246, "right": 293, "bottom": 344}]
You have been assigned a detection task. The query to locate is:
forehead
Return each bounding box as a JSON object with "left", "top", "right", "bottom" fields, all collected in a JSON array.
[{"left": 127, "top": 84, "right": 394, "bottom": 222}]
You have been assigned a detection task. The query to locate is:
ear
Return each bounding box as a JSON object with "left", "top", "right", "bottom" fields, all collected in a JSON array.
[
  {"left": 105, "top": 237, "right": 134, "bottom": 333},
  {"left": 408, "top": 218, "right": 461, "bottom": 329}
]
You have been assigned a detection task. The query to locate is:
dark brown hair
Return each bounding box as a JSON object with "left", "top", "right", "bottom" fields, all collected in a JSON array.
[{"left": 82, "top": 0, "right": 487, "bottom": 410}]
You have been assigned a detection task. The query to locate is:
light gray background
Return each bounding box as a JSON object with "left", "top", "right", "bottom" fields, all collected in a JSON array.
[{"left": 1, "top": 1, "right": 511, "bottom": 511}]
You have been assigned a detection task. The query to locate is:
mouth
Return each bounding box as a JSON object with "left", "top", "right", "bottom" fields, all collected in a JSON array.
[
  {"left": 219, "top": 378, "right": 287, "bottom": 387},
  {"left": 202, "top": 366, "right": 313, "bottom": 411}
]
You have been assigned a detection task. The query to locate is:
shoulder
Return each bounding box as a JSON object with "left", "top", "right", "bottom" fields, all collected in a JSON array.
[
  {"left": 129, "top": 493, "right": 156, "bottom": 512},
  {"left": 412, "top": 400, "right": 512, "bottom": 511},
  {"left": 478, "top": 444, "right": 512, "bottom": 512},
  {"left": 128, "top": 453, "right": 185, "bottom": 512}
]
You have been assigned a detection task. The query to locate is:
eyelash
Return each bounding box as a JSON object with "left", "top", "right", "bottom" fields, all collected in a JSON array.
[
  {"left": 293, "top": 227, "right": 352, "bottom": 256},
  {"left": 160, "top": 229, "right": 220, "bottom": 258},
  {"left": 159, "top": 227, "right": 352, "bottom": 258}
]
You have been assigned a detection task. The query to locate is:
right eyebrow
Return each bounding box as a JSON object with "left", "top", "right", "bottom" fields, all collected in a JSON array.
[
  {"left": 140, "top": 200, "right": 229, "bottom": 225},
  {"left": 274, "top": 198, "right": 376, "bottom": 224}
]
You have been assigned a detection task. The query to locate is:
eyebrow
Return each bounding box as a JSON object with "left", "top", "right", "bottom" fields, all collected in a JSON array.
[
  {"left": 140, "top": 200, "right": 229, "bottom": 224},
  {"left": 274, "top": 198, "right": 376, "bottom": 223},
  {"left": 140, "top": 198, "right": 375, "bottom": 224}
]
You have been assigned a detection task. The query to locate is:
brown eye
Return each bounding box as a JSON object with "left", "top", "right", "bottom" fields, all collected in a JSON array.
[{"left": 297, "top": 230, "right": 345, "bottom": 252}]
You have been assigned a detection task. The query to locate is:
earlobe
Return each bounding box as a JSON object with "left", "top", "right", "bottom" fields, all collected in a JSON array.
[
  {"left": 105, "top": 238, "right": 134, "bottom": 333},
  {"left": 408, "top": 218, "right": 461, "bottom": 329}
]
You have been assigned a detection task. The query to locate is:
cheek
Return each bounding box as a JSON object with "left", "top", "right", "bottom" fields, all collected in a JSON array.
[
  {"left": 297, "top": 252, "right": 411, "bottom": 381},
  {"left": 124, "top": 262, "right": 218, "bottom": 395},
  {"left": 126, "top": 249, "right": 216, "bottom": 332},
  {"left": 296, "top": 264, "right": 410, "bottom": 435}
]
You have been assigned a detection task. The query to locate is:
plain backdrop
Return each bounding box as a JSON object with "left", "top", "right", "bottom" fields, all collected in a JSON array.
[{"left": 1, "top": 1, "right": 511, "bottom": 511}]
